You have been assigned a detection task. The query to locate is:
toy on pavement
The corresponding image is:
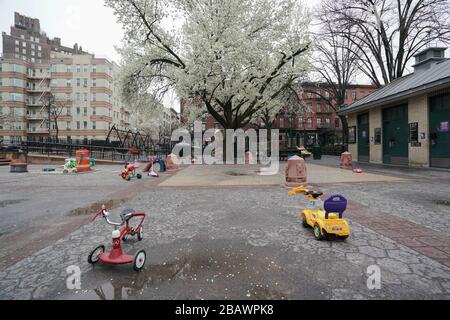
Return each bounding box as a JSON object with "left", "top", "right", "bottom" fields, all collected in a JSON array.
[
  {"left": 143, "top": 156, "right": 159, "bottom": 177},
  {"left": 288, "top": 186, "right": 350, "bottom": 240},
  {"left": 63, "top": 158, "right": 77, "bottom": 174},
  {"left": 88, "top": 205, "right": 146, "bottom": 271},
  {"left": 120, "top": 161, "right": 142, "bottom": 181}
]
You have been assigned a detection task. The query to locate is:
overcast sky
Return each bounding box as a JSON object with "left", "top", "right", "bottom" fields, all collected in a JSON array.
[
  {"left": 0, "top": 0, "right": 321, "bottom": 111},
  {"left": 0, "top": 0, "right": 125, "bottom": 62}
]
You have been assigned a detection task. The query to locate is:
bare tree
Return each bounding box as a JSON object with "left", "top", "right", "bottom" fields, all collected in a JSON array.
[
  {"left": 312, "top": 9, "right": 363, "bottom": 149},
  {"left": 323, "top": 0, "right": 450, "bottom": 86},
  {"left": 41, "top": 93, "right": 71, "bottom": 142}
]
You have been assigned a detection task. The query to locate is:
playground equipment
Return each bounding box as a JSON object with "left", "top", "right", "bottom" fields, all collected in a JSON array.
[
  {"left": 288, "top": 186, "right": 350, "bottom": 241},
  {"left": 88, "top": 205, "right": 146, "bottom": 271},
  {"left": 63, "top": 158, "right": 77, "bottom": 174},
  {"left": 120, "top": 161, "right": 142, "bottom": 181},
  {"left": 143, "top": 156, "right": 159, "bottom": 177},
  {"left": 76, "top": 149, "right": 91, "bottom": 173},
  {"left": 10, "top": 162, "right": 28, "bottom": 173}
]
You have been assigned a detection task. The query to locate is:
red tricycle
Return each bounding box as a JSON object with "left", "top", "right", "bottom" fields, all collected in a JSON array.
[
  {"left": 88, "top": 205, "right": 146, "bottom": 271},
  {"left": 120, "top": 161, "right": 142, "bottom": 181}
]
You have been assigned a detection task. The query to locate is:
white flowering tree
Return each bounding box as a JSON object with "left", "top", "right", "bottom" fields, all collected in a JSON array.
[
  {"left": 106, "top": 0, "right": 311, "bottom": 130},
  {"left": 127, "top": 93, "right": 165, "bottom": 145}
]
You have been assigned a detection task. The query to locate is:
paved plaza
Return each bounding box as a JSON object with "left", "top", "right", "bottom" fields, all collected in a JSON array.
[{"left": 0, "top": 157, "right": 450, "bottom": 299}]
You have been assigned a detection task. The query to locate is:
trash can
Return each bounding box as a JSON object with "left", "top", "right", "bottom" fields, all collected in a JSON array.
[{"left": 312, "top": 144, "right": 322, "bottom": 160}]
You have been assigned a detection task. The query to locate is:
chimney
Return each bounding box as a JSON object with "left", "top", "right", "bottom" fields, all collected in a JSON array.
[{"left": 413, "top": 47, "right": 447, "bottom": 73}]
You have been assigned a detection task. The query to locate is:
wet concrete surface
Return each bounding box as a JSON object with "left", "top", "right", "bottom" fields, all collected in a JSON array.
[
  {"left": 60, "top": 237, "right": 329, "bottom": 300},
  {"left": 1, "top": 163, "right": 450, "bottom": 300}
]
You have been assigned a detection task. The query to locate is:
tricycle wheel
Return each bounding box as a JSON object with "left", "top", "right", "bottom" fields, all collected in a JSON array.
[
  {"left": 302, "top": 216, "right": 308, "bottom": 228},
  {"left": 137, "top": 226, "right": 144, "bottom": 241},
  {"left": 88, "top": 245, "right": 105, "bottom": 264},
  {"left": 313, "top": 225, "right": 325, "bottom": 241},
  {"left": 137, "top": 173, "right": 142, "bottom": 179},
  {"left": 133, "top": 249, "right": 146, "bottom": 271}
]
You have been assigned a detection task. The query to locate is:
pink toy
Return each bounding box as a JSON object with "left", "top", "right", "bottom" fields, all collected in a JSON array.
[{"left": 353, "top": 168, "right": 363, "bottom": 173}]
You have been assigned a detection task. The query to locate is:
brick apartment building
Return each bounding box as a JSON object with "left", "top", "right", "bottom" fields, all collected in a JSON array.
[
  {"left": 180, "top": 83, "right": 376, "bottom": 150},
  {"left": 0, "top": 12, "right": 131, "bottom": 145}
]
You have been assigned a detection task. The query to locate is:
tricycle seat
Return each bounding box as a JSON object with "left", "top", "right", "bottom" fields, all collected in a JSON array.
[{"left": 324, "top": 195, "right": 347, "bottom": 219}]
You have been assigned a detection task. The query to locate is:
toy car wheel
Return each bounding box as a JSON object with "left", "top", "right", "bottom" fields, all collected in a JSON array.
[
  {"left": 339, "top": 235, "right": 349, "bottom": 240},
  {"left": 302, "top": 216, "right": 308, "bottom": 228},
  {"left": 137, "top": 226, "right": 144, "bottom": 241},
  {"left": 133, "top": 249, "right": 146, "bottom": 271},
  {"left": 137, "top": 173, "right": 142, "bottom": 179},
  {"left": 313, "top": 225, "right": 325, "bottom": 241},
  {"left": 88, "top": 245, "right": 105, "bottom": 264}
]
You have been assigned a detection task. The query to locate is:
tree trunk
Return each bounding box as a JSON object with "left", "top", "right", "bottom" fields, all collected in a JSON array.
[{"left": 339, "top": 114, "right": 349, "bottom": 152}]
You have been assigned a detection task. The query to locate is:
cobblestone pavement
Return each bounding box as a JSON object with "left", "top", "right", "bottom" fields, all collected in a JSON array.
[
  {"left": 0, "top": 164, "right": 168, "bottom": 270},
  {"left": 0, "top": 178, "right": 449, "bottom": 300}
]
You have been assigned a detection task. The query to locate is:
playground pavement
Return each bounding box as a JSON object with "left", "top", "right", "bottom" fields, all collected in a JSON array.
[{"left": 0, "top": 157, "right": 449, "bottom": 300}]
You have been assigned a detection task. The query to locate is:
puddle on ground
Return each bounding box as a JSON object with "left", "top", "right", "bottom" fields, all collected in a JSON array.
[
  {"left": 433, "top": 199, "right": 450, "bottom": 207},
  {"left": 64, "top": 237, "right": 310, "bottom": 300},
  {"left": 0, "top": 199, "right": 25, "bottom": 207},
  {"left": 68, "top": 198, "right": 129, "bottom": 216}
]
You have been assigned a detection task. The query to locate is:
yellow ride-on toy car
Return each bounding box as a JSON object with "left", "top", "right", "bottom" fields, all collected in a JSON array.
[{"left": 288, "top": 186, "right": 350, "bottom": 240}]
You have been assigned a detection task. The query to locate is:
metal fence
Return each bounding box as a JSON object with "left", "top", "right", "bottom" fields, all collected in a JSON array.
[{"left": 18, "top": 140, "right": 172, "bottom": 162}]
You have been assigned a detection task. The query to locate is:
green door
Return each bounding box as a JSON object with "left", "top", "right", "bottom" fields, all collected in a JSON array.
[
  {"left": 383, "top": 105, "right": 409, "bottom": 165},
  {"left": 430, "top": 93, "right": 450, "bottom": 168},
  {"left": 357, "top": 113, "right": 370, "bottom": 162}
]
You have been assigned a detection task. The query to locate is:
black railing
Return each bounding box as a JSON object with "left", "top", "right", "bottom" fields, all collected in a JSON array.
[{"left": 18, "top": 140, "right": 172, "bottom": 162}]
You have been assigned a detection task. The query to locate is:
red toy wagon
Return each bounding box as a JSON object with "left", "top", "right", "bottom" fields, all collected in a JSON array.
[{"left": 88, "top": 205, "right": 146, "bottom": 271}]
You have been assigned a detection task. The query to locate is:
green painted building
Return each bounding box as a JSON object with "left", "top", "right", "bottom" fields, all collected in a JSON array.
[{"left": 339, "top": 47, "right": 450, "bottom": 169}]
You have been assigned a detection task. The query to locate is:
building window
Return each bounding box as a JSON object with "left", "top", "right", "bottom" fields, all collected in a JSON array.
[
  {"left": 77, "top": 121, "right": 80, "bottom": 129},
  {"left": 76, "top": 93, "right": 80, "bottom": 101},
  {"left": 15, "top": 40, "right": 19, "bottom": 45},
  {"left": 93, "top": 107, "right": 96, "bottom": 115},
  {"left": 76, "top": 78, "right": 80, "bottom": 87},
  {"left": 92, "top": 79, "right": 96, "bottom": 87},
  {"left": 66, "top": 122, "right": 71, "bottom": 130},
  {"left": 22, "top": 48, "right": 26, "bottom": 54},
  {"left": 66, "top": 93, "right": 71, "bottom": 101},
  {"left": 325, "top": 117, "right": 331, "bottom": 127},
  {"left": 83, "top": 79, "right": 87, "bottom": 87},
  {"left": 317, "top": 117, "right": 322, "bottom": 128},
  {"left": 92, "top": 122, "right": 96, "bottom": 130},
  {"left": 66, "top": 79, "right": 71, "bottom": 87},
  {"left": 66, "top": 65, "right": 71, "bottom": 73},
  {"left": 92, "top": 65, "right": 97, "bottom": 73},
  {"left": 83, "top": 121, "right": 87, "bottom": 129},
  {"left": 77, "top": 107, "right": 80, "bottom": 115},
  {"left": 84, "top": 93, "right": 87, "bottom": 101},
  {"left": 38, "top": 45, "right": 41, "bottom": 51},
  {"left": 83, "top": 107, "right": 87, "bottom": 116},
  {"left": 92, "top": 93, "right": 96, "bottom": 101},
  {"left": 352, "top": 91, "right": 357, "bottom": 100},
  {"left": 279, "top": 116, "right": 285, "bottom": 129},
  {"left": 335, "top": 118, "right": 340, "bottom": 128},
  {"left": 307, "top": 118, "right": 313, "bottom": 129},
  {"left": 76, "top": 64, "right": 81, "bottom": 72},
  {"left": 83, "top": 65, "right": 88, "bottom": 72}
]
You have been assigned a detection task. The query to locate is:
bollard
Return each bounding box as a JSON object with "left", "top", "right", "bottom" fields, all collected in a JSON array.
[
  {"left": 285, "top": 155, "right": 307, "bottom": 187},
  {"left": 245, "top": 151, "right": 254, "bottom": 164},
  {"left": 165, "top": 153, "right": 179, "bottom": 171},
  {"left": 340, "top": 152, "right": 353, "bottom": 170}
]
